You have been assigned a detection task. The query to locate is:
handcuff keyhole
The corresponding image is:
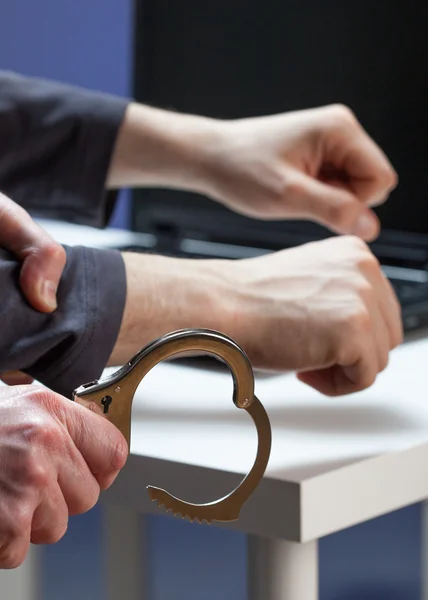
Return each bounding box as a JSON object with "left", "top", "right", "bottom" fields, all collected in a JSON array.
[{"left": 101, "top": 396, "right": 113, "bottom": 414}]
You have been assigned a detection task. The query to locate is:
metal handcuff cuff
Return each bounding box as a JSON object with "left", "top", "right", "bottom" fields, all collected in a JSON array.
[{"left": 73, "top": 329, "right": 272, "bottom": 524}]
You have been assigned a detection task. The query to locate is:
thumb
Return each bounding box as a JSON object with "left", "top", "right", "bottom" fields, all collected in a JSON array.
[
  {"left": 0, "top": 193, "right": 66, "bottom": 313},
  {"left": 287, "top": 171, "right": 380, "bottom": 240}
]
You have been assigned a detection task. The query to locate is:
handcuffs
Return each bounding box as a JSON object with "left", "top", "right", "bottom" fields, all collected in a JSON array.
[{"left": 73, "top": 329, "right": 271, "bottom": 524}]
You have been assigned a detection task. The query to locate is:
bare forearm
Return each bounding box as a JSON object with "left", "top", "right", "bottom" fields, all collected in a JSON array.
[
  {"left": 108, "top": 252, "right": 235, "bottom": 365},
  {"left": 106, "top": 103, "right": 218, "bottom": 193}
]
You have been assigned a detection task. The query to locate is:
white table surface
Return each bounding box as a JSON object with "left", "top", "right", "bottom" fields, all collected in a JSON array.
[{"left": 41, "top": 219, "right": 428, "bottom": 544}]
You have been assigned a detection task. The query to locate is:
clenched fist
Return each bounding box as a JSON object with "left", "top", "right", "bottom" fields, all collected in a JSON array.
[
  {"left": 111, "top": 102, "right": 397, "bottom": 242},
  {"left": 224, "top": 236, "right": 403, "bottom": 395},
  {"left": 116, "top": 236, "right": 403, "bottom": 397},
  {"left": 199, "top": 104, "right": 397, "bottom": 240},
  {"left": 0, "top": 386, "right": 127, "bottom": 568}
]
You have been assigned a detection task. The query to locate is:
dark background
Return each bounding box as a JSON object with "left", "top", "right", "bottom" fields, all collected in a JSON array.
[{"left": 133, "top": 0, "right": 428, "bottom": 248}]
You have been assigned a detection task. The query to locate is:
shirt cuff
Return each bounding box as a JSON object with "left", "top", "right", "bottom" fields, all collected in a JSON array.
[{"left": 29, "top": 245, "right": 127, "bottom": 397}]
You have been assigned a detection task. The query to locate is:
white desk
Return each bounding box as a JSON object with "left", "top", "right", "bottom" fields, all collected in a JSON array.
[
  {"left": 4, "top": 221, "right": 428, "bottom": 600},
  {"left": 101, "top": 338, "right": 428, "bottom": 600}
]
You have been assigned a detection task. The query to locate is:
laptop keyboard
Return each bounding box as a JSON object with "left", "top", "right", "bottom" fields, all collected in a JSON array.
[{"left": 390, "top": 279, "right": 428, "bottom": 305}]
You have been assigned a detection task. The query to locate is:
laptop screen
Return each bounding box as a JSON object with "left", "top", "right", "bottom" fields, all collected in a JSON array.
[{"left": 133, "top": 0, "right": 428, "bottom": 239}]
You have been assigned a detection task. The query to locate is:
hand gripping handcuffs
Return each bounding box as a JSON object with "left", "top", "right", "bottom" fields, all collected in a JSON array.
[{"left": 73, "top": 329, "right": 272, "bottom": 524}]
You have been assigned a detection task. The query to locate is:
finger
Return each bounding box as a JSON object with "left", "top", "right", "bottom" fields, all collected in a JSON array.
[
  {"left": 31, "top": 483, "right": 69, "bottom": 544},
  {"left": 48, "top": 394, "right": 129, "bottom": 490},
  {"left": 319, "top": 105, "right": 398, "bottom": 206},
  {"left": 297, "top": 338, "right": 379, "bottom": 396},
  {"left": 337, "top": 336, "right": 379, "bottom": 394},
  {"left": 378, "top": 273, "right": 404, "bottom": 349},
  {"left": 286, "top": 170, "right": 380, "bottom": 240},
  {"left": 0, "top": 529, "right": 31, "bottom": 569},
  {"left": 338, "top": 125, "right": 398, "bottom": 206},
  {"left": 56, "top": 441, "right": 101, "bottom": 516},
  {"left": 361, "top": 261, "right": 404, "bottom": 349},
  {"left": 0, "top": 192, "right": 66, "bottom": 313},
  {"left": 297, "top": 369, "right": 339, "bottom": 396},
  {"left": 0, "top": 493, "right": 33, "bottom": 569},
  {"left": 1, "top": 371, "right": 34, "bottom": 386},
  {"left": 371, "top": 304, "right": 391, "bottom": 374}
]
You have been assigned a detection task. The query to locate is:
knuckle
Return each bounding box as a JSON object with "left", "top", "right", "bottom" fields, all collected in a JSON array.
[
  {"left": 93, "top": 419, "right": 128, "bottom": 475},
  {"left": 348, "top": 305, "right": 373, "bottom": 336},
  {"left": 379, "top": 166, "right": 396, "bottom": 188},
  {"left": 390, "top": 328, "right": 403, "bottom": 351},
  {"left": 22, "top": 417, "right": 61, "bottom": 450},
  {"left": 26, "top": 385, "right": 53, "bottom": 406},
  {"left": 395, "top": 324, "right": 404, "bottom": 347},
  {"left": 360, "top": 253, "right": 381, "bottom": 276},
  {"left": 39, "top": 241, "right": 67, "bottom": 268},
  {"left": 325, "top": 201, "right": 357, "bottom": 231},
  {"left": 27, "top": 387, "right": 64, "bottom": 419},
  {"left": 388, "top": 169, "right": 399, "bottom": 189},
  {"left": 345, "top": 234, "right": 369, "bottom": 252},
  {"left": 356, "top": 308, "right": 373, "bottom": 334},
  {"left": 111, "top": 437, "right": 128, "bottom": 472},
  {"left": 49, "top": 523, "right": 68, "bottom": 544},
  {"left": 379, "top": 353, "right": 389, "bottom": 373},
  {"left": 346, "top": 359, "right": 377, "bottom": 392},
  {"left": 4, "top": 431, "right": 51, "bottom": 491},
  {"left": 0, "top": 546, "right": 27, "bottom": 569},
  {"left": 335, "top": 308, "right": 372, "bottom": 366},
  {"left": 37, "top": 522, "right": 69, "bottom": 545},
  {"left": 327, "top": 103, "right": 358, "bottom": 128},
  {"left": 374, "top": 163, "right": 398, "bottom": 191},
  {"left": 16, "top": 451, "right": 50, "bottom": 489},
  {"left": 81, "top": 493, "right": 99, "bottom": 514},
  {"left": 70, "top": 485, "right": 100, "bottom": 515},
  {"left": 355, "top": 278, "right": 373, "bottom": 302},
  {"left": 284, "top": 176, "right": 306, "bottom": 200},
  {"left": 358, "top": 369, "right": 377, "bottom": 390},
  {"left": 13, "top": 509, "right": 31, "bottom": 535},
  {"left": 346, "top": 237, "right": 380, "bottom": 271},
  {"left": 3, "top": 504, "right": 32, "bottom": 539},
  {"left": 38, "top": 424, "right": 62, "bottom": 450}
]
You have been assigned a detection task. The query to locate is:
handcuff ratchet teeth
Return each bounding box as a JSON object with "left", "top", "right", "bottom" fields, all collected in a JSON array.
[{"left": 72, "top": 329, "right": 272, "bottom": 524}]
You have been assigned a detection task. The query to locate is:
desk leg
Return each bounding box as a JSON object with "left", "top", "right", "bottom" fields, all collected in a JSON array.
[
  {"left": 247, "top": 536, "right": 318, "bottom": 600},
  {"left": 0, "top": 545, "right": 41, "bottom": 600},
  {"left": 102, "top": 504, "right": 147, "bottom": 600}
]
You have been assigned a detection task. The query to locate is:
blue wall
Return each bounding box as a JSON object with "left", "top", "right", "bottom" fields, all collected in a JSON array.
[
  {"left": 0, "top": 0, "right": 133, "bottom": 229},
  {"left": 0, "top": 2, "right": 423, "bottom": 598}
]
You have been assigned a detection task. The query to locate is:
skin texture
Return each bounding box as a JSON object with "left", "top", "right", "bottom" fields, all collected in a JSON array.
[
  {"left": 0, "top": 193, "right": 66, "bottom": 386},
  {"left": 108, "top": 103, "right": 397, "bottom": 241},
  {"left": 4, "top": 101, "right": 399, "bottom": 391},
  {"left": 114, "top": 235, "right": 403, "bottom": 397},
  {"left": 0, "top": 100, "right": 400, "bottom": 565},
  {"left": 0, "top": 385, "right": 127, "bottom": 568},
  {"left": 0, "top": 192, "right": 65, "bottom": 313}
]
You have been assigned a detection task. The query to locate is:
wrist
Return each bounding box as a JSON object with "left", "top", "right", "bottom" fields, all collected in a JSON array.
[
  {"left": 108, "top": 103, "right": 222, "bottom": 192},
  {"left": 108, "top": 253, "right": 237, "bottom": 365}
]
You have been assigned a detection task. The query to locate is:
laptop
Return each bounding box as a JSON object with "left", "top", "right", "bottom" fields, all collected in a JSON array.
[{"left": 128, "top": 0, "right": 428, "bottom": 333}]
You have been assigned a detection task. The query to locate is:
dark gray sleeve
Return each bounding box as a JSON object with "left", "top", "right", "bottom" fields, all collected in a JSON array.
[
  {"left": 0, "top": 71, "right": 129, "bottom": 227},
  {"left": 0, "top": 246, "right": 127, "bottom": 398}
]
